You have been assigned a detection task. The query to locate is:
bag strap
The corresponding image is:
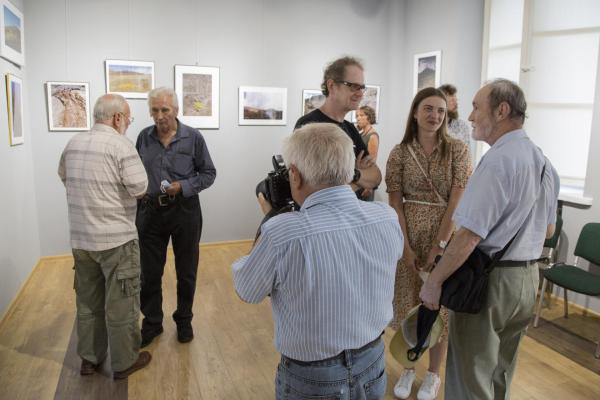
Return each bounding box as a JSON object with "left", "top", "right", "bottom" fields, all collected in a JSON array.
[
  {"left": 407, "top": 144, "right": 447, "bottom": 206},
  {"left": 491, "top": 162, "right": 547, "bottom": 262}
]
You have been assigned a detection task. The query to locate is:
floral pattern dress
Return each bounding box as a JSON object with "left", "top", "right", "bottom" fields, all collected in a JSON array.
[{"left": 385, "top": 137, "right": 472, "bottom": 338}]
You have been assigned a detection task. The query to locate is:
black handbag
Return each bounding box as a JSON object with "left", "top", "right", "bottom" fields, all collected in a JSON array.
[
  {"left": 440, "top": 240, "right": 514, "bottom": 314},
  {"left": 440, "top": 164, "right": 547, "bottom": 314}
]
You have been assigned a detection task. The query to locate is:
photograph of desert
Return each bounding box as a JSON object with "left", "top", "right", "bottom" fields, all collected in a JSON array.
[
  {"left": 3, "top": 5, "right": 21, "bottom": 53},
  {"left": 10, "top": 79, "right": 22, "bottom": 139},
  {"left": 182, "top": 73, "right": 212, "bottom": 117},
  {"left": 108, "top": 63, "right": 152, "bottom": 93},
  {"left": 49, "top": 84, "right": 88, "bottom": 129}
]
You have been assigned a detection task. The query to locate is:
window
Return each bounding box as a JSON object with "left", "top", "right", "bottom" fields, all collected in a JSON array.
[{"left": 481, "top": 0, "right": 600, "bottom": 200}]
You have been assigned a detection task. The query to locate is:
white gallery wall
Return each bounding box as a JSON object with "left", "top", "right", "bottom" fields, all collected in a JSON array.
[
  {"left": 0, "top": 0, "right": 41, "bottom": 320},
  {"left": 3, "top": 0, "right": 519, "bottom": 318}
]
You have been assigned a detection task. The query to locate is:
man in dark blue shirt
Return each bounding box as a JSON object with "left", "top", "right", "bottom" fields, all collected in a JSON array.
[{"left": 136, "top": 87, "right": 216, "bottom": 347}]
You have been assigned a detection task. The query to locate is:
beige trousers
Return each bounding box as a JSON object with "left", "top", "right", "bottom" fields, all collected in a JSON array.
[{"left": 445, "top": 263, "right": 539, "bottom": 400}]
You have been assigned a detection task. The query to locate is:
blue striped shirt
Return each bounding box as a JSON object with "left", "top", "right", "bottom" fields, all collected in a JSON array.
[
  {"left": 454, "top": 129, "right": 560, "bottom": 260},
  {"left": 232, "top": 185, "right": 403, "bottom": 361}
]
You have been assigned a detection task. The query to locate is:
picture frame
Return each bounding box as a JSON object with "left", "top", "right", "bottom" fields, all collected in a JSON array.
[
  {"left": 105, "top": 59, "right": 154, "bottom": 99},
  {"left": 239, "top": 86, "right": 287, "bottom": 126},
  {"left": 6, "top": 73, "right": 23, "bottom": 146},
  {"left": 349, "top": 85, "right": 381, "bottom": 123},
  {"left": 413, "top": 51, "right": 441, "bottom": 94},
  {"left": 45, "top": 82, "right": 91, "bottom": 131},
  {"left": 302, "top": 89, "right": 325, "bottom": 116},
  {"left": 174, "top": 65, "right": 220, "bottom": 129},
  {"left": 0, "top": 1, "right": 24, "bottom": 66}
]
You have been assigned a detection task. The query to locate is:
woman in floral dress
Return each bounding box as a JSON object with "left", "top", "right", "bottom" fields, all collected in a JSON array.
[{"left": 385, "top": 87, "right": 472, "bottom": 400}]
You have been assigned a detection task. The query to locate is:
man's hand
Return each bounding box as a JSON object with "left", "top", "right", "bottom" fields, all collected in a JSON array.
[
  {"left": 257, "top": 193, "right": 273, "bottom": 215},
  {"left": 165, "top": 181, "right": 182, "bottom": 196},
  {"left": 356, "top": 150, "right": 374, "bottom": 170},
  {"left": 420, "top": 277, "right": 442, "bottom": 310}
]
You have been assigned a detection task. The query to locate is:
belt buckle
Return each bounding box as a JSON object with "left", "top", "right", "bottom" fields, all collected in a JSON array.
[{"left": 158, "top": 194, "right": 169, "bottom": 207}]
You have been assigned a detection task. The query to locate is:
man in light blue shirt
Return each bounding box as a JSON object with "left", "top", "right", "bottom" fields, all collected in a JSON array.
[
  {"left": 232, "top": 123, "right": 403, "bottom": 399},
  {"left": 420, "top": 79, "right": 559, "bottom": 400}
]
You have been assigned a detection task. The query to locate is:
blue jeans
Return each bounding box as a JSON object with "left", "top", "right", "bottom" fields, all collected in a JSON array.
[{"left": 275, "top": 338, "right": 387, "bottom": 400}]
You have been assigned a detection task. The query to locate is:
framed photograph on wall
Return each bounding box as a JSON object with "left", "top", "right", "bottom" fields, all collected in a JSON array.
[
  {"left": 348, "top": 85, "right": 381, "bottom": 123},
  {"left": 0, "top": 1, "right": 24, "bottom": 66},
  {"left": 302, "top": 89, "right": 325, "bottom": 116},
  {"left": 175, "top": 65, "right": 219, "bottom": 129},
  {"left": 45, "top": 82, "right": 91, "bottom": 131},
  {"left": 413, "top": 51, "right": 441, "bottom": 94},
  {"left": 239, "top": 86, "right": 287, "bottom": 126},
  {"left": 105, "top": 59, "right": 154, "bottom": 99},
  {"left": 6, "top": 73, "right": 23, "bottom": 145}
]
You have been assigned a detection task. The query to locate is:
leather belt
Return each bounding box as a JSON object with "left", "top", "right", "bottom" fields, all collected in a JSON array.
[
  {"left": 495, "top": 260, "right": 532, "bottom": 268},
  {"left": 282, "top": 333, "right": 383, "bottom": 366},
  {"left": 142, "top": 194, "right": 181, "bottom": 209}
]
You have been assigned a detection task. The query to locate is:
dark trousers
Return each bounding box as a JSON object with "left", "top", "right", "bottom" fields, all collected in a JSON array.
[{"left": 136, "top": 195, "right": 202, "bottom": 332}]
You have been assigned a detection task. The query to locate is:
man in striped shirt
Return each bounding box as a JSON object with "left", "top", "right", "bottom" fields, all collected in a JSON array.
[
  {"left": 58, "top": 94, "right": 151, "bottom": 379},
  {"left": 232, "top": 123, "right": 403, "bottom": 399}
]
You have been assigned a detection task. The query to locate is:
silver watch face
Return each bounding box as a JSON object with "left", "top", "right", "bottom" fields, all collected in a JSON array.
[{"left": 439, "top": 240, "right": 448, "bottom": 249}]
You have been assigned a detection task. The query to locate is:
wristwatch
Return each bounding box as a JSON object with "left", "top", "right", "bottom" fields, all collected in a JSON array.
[
  {"left": 352, "top": 168, "right": 361, "bottom": 184},
  {"left": 438, "top": 240, "right": 448, "bottom": 249}
]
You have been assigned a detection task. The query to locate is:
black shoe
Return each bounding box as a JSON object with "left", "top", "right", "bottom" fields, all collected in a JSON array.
[
  {"left": 80, "top": 359, "right": 99, "bottom": 375},
  {"left": 113, "top": 351, "right": 152, "bottom": 380},
  {"left": 141, "top": 326, "right": 163, "bottom": 348},
  {"left": 177, "top": 324, "right": 194, "bottom": 343}
]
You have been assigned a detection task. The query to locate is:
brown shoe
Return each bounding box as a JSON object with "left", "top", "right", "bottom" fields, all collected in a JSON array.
[
  {"left": 113, "top": 351, "right": 152, "bottom": 380},
  {"left": 80, "top": 359, "right": 99, "bottom": 375}
]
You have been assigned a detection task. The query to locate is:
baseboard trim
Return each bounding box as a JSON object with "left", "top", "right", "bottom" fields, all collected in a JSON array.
[
  {"left": 0, "top": 258, "right": 45, "bottom": 330},
  {"left": 0, "top": 239, "right": 253, "bottom": 327}
]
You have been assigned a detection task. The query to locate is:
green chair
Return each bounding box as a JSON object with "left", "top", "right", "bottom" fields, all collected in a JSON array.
[
  {"left": 536, "top": 214, "right": 563, "bottom": 306},
  {"left": 533, "top": 222, "right": 600, "bottom": 358}
]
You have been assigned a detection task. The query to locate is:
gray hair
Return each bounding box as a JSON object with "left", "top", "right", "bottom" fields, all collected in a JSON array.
[
  {"left": 93, "top": 94, "right": 128, "bottom": 122},
  {"left": 284, "top": 123, "right": 355, "bottom": 186},
  {"left": 487, "top": 78, "right": 527, "bottom": 123},
  {"left": 321, "top": 56, "right": 364, "bottom": 97},
  {"left": 147, "top": 87, "right": 178, "bottom": 109}
]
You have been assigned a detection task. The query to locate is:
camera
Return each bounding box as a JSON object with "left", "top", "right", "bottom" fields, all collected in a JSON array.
[{"left": 256, "top": 155, "right": 296, "bottom": 210}]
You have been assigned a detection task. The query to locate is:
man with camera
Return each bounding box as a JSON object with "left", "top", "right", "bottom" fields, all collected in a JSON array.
[
  {"left": 135, "top": 87, "right": 216, "bottom": 347},
  {"left": 419, "top": 79, "right": 559, "bottom": 400},
  {"left": 295, "top": 56, "right": 381, "bottom": 198},
  {"left": 232, "top": 123, "right": 403, "bottom": 399}
]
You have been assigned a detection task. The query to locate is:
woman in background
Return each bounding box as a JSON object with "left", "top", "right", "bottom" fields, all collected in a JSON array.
[
  {"left": 356, "top": 105, "right": 379, "bottom": 200},
  {"left": 385, "top": 87, "right": 471, "bottom": 400}
]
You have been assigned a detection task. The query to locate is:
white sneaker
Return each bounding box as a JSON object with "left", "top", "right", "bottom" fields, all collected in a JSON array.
[
  {"left": 417, "top": 371, "right": 441, "bottom": 400},
  {"left": 393, "top": 368, "right": 416, "bottom": 399}
]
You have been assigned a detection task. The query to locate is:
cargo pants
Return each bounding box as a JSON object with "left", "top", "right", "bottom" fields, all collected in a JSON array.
[{"left": 72, "top": 239, "right": 142, "bottom": 372}]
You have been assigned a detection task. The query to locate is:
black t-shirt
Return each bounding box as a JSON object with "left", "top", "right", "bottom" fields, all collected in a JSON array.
[{"left": 294, "top": 109, "right": 369, "bottom": 158}]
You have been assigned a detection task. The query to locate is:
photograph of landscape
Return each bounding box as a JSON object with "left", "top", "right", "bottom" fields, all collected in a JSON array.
[
  {"left": 239, "top": 86, "right": 286, "bottom": 125},
  {"left": 3, "top": 4, "right": 20, "bottom": 53},
  {"left": 105, "top": 60, "right": 154, "bottom": 98}
]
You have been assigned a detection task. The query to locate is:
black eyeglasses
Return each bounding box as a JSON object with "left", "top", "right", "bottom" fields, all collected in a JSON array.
[{"left": 336, "top": 80, "right": 367, "bottom": 92}]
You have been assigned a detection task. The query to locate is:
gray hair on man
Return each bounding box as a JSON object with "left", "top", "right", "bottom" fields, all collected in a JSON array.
[
  {"left": 487, "top": 78, "right": 527, "bottom": 123},
  {"left": 283, "top": 123, "right": 355, "bottom": 187},
  {"left": 148, "top": 87, "right": 178, "bottom": 109},
  {"left": 93, "top": 94, "right": 128, "bottom": 122}
]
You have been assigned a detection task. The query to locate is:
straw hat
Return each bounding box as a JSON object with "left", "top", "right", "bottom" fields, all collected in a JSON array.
[{"left": 389, "top": 305, "right": 443, "bottom": 368}]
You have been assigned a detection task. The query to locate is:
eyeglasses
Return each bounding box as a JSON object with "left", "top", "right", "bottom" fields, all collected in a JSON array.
[{"left": 336, "top": 80, "right": 367, "bottom": 92}]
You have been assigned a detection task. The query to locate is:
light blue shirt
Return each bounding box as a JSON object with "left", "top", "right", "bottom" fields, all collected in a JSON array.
[
  {"left": 454, "top": 129, "right": 560, "bottom": 260},
  {"left": 232, "top": 185, "right": 403, "bottom": 361}
]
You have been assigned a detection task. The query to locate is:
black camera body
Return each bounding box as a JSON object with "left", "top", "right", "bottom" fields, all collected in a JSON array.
[{"left": 256, "top": 155, "right": 295, "bottom": 210}]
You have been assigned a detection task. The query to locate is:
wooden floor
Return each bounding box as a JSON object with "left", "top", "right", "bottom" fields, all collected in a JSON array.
[{"left": 1, "top": 241, "right": 599, "bottom": 399}]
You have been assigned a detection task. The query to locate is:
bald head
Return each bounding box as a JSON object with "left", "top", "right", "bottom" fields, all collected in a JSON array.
[{"left": 93, "top": 94, "right": 131, "bottom": 134}]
